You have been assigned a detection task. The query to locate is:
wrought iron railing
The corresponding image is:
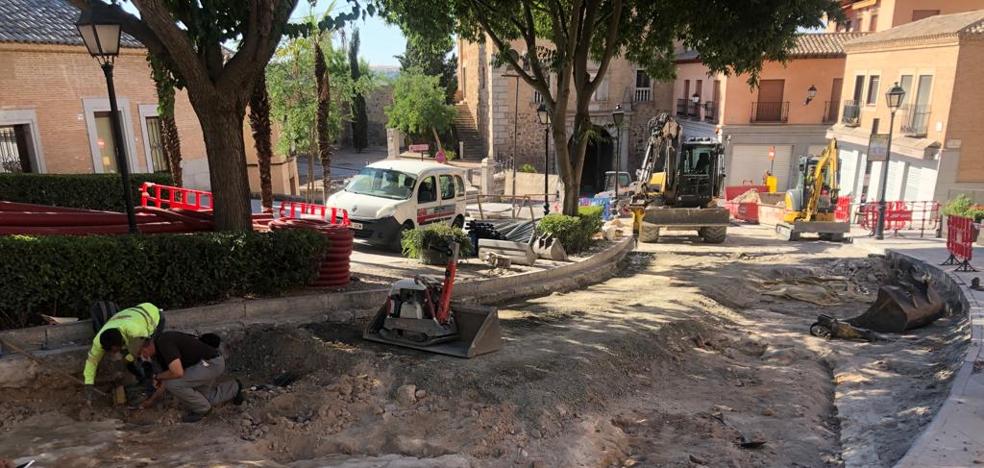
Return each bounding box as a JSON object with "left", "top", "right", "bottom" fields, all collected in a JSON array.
[
  {"left": 687, "top": 101, "right": 701, "bottom": 119},
  {"left": 822, "top": 101, "right": 839, "bottom": 124},
  {"left": 703, "top": 101, "right": 717, "bottom": 123},
  {"left": 900, "top": 104, "right": 930, "bottom": 137},
  {"left": 675, "top": 98, "right": 688, "bottom": 117},
  {"left": 841, "top": 100, "right": 861, "bottom": 126},
  {"left": 750, "top": 101, "right": 789, "bottom": 123}
]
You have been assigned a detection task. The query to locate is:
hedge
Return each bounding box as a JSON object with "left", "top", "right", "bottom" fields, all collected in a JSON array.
[
  {"left": 0, "top": 230, "right": 329, "bottom": 329},
  {"left": 0, "top": 173, "right": 173, "bottom": 212},
  {"left": 537, "top": 205, "right": 604, "bottom": 254}
]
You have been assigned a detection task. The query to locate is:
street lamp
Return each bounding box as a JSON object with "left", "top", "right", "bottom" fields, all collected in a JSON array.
[
  {"left": 805, "top": 85, "right": 818, "bottom": 105},
  {"left": 536, "top": 103, "right": 551, "bottom": 216},
  {"left": 611, "top": 105, "right": 625, "bottom": 210},
  {"left": 76, "top": 9, "right": 138, "bottom": 234},
  {"left": 875, "top": 82, "right": 906, "bottom": 240}
]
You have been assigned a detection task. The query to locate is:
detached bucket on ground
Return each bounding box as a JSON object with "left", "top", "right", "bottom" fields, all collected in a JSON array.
[
  {"left": 848, "top": 281, "right": 945, "bottom": 333},
  {"left": 363, "top": 302, "right": 503, "bottom": 358}
]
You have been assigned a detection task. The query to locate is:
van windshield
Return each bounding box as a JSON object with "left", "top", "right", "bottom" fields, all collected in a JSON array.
[{"left": 345, "top": 167, "right": 417, "bottom": 200}]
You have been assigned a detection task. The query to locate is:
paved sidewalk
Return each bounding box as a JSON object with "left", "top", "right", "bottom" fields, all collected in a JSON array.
[{"left": 853, "top": 232, "right": 984, "bottom": 467}]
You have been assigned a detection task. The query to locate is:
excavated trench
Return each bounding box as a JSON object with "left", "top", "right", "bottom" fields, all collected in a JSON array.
[{"left": 0, "top": 240, "right": 970, "bottom": 467}]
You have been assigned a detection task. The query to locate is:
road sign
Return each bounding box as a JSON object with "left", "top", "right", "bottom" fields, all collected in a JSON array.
[
  {"left": 867, "top": 134, "right": 889, "bottom": 162},
  {"left": 409, "top": 144, "right": 429, "bottom": 153}
]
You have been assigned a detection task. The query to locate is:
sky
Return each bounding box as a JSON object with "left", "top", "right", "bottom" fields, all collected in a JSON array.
[{"left": 121, "top": 1, "right": 408, "bottom": 67}]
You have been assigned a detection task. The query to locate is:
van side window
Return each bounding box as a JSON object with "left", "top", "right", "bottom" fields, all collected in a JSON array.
[
  {"left": 418, "top": 176, "right": 437, "bottom": 203},
  {"left": 454, "top": 175, "right": 465, "bottom": 197},
  {"left": 439, "top": 174, "right": 455, "bottom": 200}
]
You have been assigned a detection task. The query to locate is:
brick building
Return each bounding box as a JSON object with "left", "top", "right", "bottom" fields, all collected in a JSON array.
[
  {"left": 0, "top": 0, "right": 298, "bottom": 196},
  {"left": 455, "top": 37, "right": 673, "bottom": 195}
]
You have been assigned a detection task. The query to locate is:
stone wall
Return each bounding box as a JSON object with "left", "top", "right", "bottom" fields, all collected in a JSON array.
[{"left": 339, "top": 84, "right": 394, "bottom": 148}]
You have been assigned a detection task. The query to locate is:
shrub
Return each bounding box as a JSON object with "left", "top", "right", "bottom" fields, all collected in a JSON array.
[
  {"left": 0, "top": 230, "right": 328, "bottom": 329},
  {"left": 519, "top": 163, "right": 537, "bottom": 173},
  {"left": 537, "top": 206, "right": 605, "bottom": 254},
  {"left": 444, "top": 149, "right": 458, "bottom": 161},
  {"left": 401, "top": 223, "right": 473, "bottom": 259},
  {"left": 0, "top": 173, "right": 173, "bottom": 212},
  {"left": 943, "top": 195, "right": 984, "bottom": 221}
]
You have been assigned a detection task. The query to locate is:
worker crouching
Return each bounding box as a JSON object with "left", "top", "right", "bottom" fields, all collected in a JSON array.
[
  {"left": 83, "top": 302, "right": 165, "bottom": 401},
  {"left": 134, "top": 331, "right": 243, "bottom": 423}
]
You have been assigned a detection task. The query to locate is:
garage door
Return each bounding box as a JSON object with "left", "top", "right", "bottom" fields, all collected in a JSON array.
[{"left": 728, "top": 145, "right": 793, "bottom": 191}]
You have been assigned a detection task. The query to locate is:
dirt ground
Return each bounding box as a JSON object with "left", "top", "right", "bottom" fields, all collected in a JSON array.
[{"left": 0, "top": 224, "right": 968, "bottom": 467}]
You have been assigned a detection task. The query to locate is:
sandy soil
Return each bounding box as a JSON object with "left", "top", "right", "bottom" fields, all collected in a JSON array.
[{"left": 0, "top": 225, "right": 968, "bottom": 467}]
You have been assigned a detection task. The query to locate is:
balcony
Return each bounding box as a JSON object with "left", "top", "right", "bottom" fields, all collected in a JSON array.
[
  {"left": 822, "top": 101, "right": 839, "bottom": 124},
  {"left": 703, "top": 101, "right": 717, "bottom": 123},
  {"left": 900, "top": 104, "right": 930, "bottom": 137},
  {"left": 676, "top": 98, "right": 688, "bottom": 117},
  {"left": 750, "top": 101, "right": 789, "bottom": 123},
  {"left": 634, "top": 88, "right": 651, "bottom": 102},
  {"left": 687, "top": 101, "right": 701, "bottom": 119},
  {"left": 841, "top": 100, "right": 860, "bottom": 126}
]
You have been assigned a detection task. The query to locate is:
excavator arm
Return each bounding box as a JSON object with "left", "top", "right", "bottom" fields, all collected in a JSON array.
[
  {"left": 634, "top": 113, "right": 680, "bottom": 197},
  {"left": 802, "top": 139, "right": 838, "bottom": 222}
]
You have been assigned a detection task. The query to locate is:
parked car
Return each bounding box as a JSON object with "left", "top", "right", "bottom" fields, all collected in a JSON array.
[{"left": 327, "top": 160, "right": 469, "bottom": 250}]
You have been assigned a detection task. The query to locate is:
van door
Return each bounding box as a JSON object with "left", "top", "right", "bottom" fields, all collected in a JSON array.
[
  {"left": 416, "top": 174, "right": 447, "bottom": 226},
  {"left": 435, "top": 173, "right": 461, "bottom": 225}
]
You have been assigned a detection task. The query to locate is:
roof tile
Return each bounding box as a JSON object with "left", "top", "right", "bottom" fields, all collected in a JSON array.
[{"left": 0, "top": 0, "right": 142, "bottom": 48}]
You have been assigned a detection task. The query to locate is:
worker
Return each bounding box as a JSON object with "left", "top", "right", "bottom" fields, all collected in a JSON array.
[
  {"left": 83, "top": 303, "right": 165, "bottom": 402},
  {"left": 135, "top": 331, "right": 242, "bottom": 423}
]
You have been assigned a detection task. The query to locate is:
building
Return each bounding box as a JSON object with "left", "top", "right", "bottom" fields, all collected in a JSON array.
[
  {"left": 0, "top": 0, "right": 297, "bottom": 196},
  {"left": 456, "top": 37, "right": 674, "bottom": 195},
  {"left": 673, "top": 33, "right": 864, "bottom": 191},
  {"left": 828, "top": 9, "right": 984, "bottom": 205},
  {"left": 828, "top": 0, "right": 984, "bottom": 33}
]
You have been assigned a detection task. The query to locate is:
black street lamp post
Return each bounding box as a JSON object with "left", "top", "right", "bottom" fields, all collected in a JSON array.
[
  {"left": 536, "top": 104, "right": 551, "bottom": 216},
  {"left": 611, "top": 105, "right": 625, "bottom": 213},
  {"left": 77, "top": 10, "right": 138, "bottom": 234},
  {"left": 875, "top": 82, "right": 906, "bottom": 240}
]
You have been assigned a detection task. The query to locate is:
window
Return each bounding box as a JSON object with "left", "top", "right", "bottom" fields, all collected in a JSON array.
[
  {"left": 439, "top": 174, "right": 456, "bottom": 200},
  {"left": 462, "top": 65, "right": 467, "bottom": 97},
  {"left": 145, "top": 116, "right": 168, "bottom": 173},
  {"left": 683, "top": 80, "right": 691, "bottom": 98},
  {"left": 869, "top": 14, "right": 878, "bottom": 31},
  {"left": 0, "top": 125, "right": 33, "bottom": 173},
  {"left": 454, "top": 175, "right": 465, "bottom": 197},
  {"left": 418, "top": 175, "right": 437, "bottom": 203},
  {"left": 634, "top": 70, "right": 651, "bottom": 102},
  {"left": 345, "top": 167, "right": 417, "bottom": 200},
  {"left": 533, "top": 74, "right": 550, "bottom": 103},
  {"left": 695, "top": 79, "right": 703, "bottom": 99},
  {"left": 912, "top": 10, "right": 940, "bottom": 22},
  {"left": 94, "top": 111, "right": 120, "bottom": 173},
  {"left": 635, "top": 70, "right": 651, "bottom": 89},
  {"left": 852, "top": 75, "right": 865, "bottom": 102},
  {"left": 899, "top": 75, "right": 913, "bottom": 105},
  {"left": 866, "top": 75, "right": 880, "bottom": 105}
]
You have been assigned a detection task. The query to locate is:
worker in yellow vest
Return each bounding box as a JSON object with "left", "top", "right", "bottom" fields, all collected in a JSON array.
[{"left": 83, "top": 303, "right": 165, "bottom": 402}]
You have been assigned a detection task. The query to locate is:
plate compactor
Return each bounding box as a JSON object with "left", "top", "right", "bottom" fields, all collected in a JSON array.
[{"left": 363, "top": 243, "right": 502, "bottom": 358}]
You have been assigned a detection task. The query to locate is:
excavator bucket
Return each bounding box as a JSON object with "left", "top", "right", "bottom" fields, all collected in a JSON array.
[
  {"left": 363, "top": 301, "right": 503, "bottom": 358},
  {"left": 848, "top": 280, "right": 945, "bottom": 333}
]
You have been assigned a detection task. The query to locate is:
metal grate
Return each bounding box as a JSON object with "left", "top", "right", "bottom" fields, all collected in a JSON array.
[{"left": 0, "top": 125, "right": 30, "bottom": 173}]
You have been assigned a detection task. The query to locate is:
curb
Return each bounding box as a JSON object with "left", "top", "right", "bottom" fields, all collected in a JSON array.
[
  {"left": 886, "top": 249, "right": 984, "bottom": 467},
  {"left": 0, "top": 237, "right": 634, "bottom": 388}
]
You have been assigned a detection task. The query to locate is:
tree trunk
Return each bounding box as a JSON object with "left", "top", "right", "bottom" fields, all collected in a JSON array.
[
  {"left": 249, "top": 74, "right": 274, "bottom": 212},
  {"left": 196, "top": 107, "right": 253, "bottom": 231},
  {"left": 315, "top": 42, "right": 333, "bottom": 203},
  {"left": 160, "top": 115, "right": 182, "bottom": 186}
]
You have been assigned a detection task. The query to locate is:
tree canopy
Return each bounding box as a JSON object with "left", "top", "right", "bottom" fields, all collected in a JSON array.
[
  {"left": 386, "top": 71, "right": 456, "bottom": 142},
  {"left": 396, "top": 33, "right": 458, "bottom": 103}
]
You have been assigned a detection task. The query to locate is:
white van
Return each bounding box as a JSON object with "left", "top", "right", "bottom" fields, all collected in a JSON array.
[{"left": 327, "top": 160, "right": 469, "bottom": 249}]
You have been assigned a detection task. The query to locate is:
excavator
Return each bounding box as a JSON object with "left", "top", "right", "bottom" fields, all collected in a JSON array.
[
  {"left": 775, "top": 139, "right": 850, "bottom": 241},
  {"left": 627, "top": 112, "right": 729, "bottom": 243}
]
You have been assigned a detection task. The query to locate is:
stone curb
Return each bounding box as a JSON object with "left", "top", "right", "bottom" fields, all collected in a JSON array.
[
  {"left": 886, "top": 249, "right": 984, "bottom": 468},
  {"left": 0, "top": 237, "right": 634, "bottom": 388}
]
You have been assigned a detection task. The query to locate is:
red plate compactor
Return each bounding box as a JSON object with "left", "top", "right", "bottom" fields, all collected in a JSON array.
[{"left": 363, "top": 242, "right": 502, "bottom": 358}]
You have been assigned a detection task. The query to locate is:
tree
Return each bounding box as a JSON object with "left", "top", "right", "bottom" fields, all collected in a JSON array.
[
  {"left": 349, "top": 29, "right": 369, "bottom": 152},
  {"left": 315, "top": 38, "right": 334, "bottom": 200},
  {"left": 396, "top": 33, "right": 457, "bottom": 103},
  {"left": 379, "top": 0, "right": 840, "bottom": 215},
  {"left": 249, "top": 74, "right": 275, "bottom": 212},
  {"left": 69, "top": 1, "right": 360, "bottom": 230},
  {"left": 148, "top": 54, "right": 182, "bottom": 186},
  {"left": 386, "top": 71, "right": 456, "bottom": 150}
]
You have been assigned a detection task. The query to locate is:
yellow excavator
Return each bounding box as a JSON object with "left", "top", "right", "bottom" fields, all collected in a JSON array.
[
  {"left": 776, "top": 139, "right": 849, "bottom": 241},
  {"left": 628, "top": 113, "right": 729, "bottom": 243}
]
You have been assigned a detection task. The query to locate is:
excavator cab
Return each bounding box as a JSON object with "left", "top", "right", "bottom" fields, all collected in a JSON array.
[{"left": 776, "top": 139, "right": 849, "bottom": 241}]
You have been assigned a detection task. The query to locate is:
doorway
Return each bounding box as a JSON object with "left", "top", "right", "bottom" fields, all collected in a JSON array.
[
  {"left": 576, "top": 127, "right": 613, "bottom": 196},
  {"left": 755, "top": 80, "right": 785, "bottom": 122}
]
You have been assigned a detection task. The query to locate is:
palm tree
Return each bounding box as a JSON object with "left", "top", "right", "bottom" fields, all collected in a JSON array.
[
  {"left": 315, "top": 39, "right": 333, "bottom": 202},
  {"left": 249, "top": 74, "right": 274, "bottom": 212}
]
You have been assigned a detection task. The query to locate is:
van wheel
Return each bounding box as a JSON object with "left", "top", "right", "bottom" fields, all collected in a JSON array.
[
  {"left": 393, "top": 221, "right": 415, "bottom": 252},
  {"left": 452, "top": 215, "right": 464, "bottom": 229}
]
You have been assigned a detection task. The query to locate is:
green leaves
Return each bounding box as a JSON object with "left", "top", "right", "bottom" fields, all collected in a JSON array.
[
  {"left": 385, "top": 71, "right": 456, "bottom": 139},
  {"left": 537, "top": 206, "right": 603, "bottom": 254},
  {"left": 0, "top": 230, "right": 329, "bottom": 329},
  {"left": 0, "top": 173, "right": 173, "bottom": 212},
  {"left": 401, "top": 223, "right": 473, "bottom": 259}
]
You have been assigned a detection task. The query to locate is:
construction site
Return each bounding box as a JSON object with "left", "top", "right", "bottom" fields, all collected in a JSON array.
[{"left": 0, "top": 222, "right": 973, "bottom": 467}]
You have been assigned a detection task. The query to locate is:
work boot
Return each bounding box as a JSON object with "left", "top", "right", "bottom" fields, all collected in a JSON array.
[
  {"left": 233, "top": 379, "right": 245, "bottom": 406},
  {"left": 182, "top": 409, "right": 210, "bottom": 423}
]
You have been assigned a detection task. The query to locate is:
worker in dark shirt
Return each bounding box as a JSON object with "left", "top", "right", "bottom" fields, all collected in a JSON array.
[{"left": 135, "top": 331, "right": 243, "bottom": 423}]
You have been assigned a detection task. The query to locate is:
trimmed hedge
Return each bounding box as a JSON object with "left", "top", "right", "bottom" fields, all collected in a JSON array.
[
  {"left": 0, "top": 230, "right": 329, "bottom": 329},
  {"left": 537, "top": 205, "right": 604, "bottom": 254},
  {"left": 0, "top": 173, "right": 173, "bottom": 212}
]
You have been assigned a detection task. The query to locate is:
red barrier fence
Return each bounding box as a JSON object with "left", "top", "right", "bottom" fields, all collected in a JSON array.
[
  {"left": 941, "top": 216, "right": 978, "bottom": 272},
  {"left": 854, "top": 201, "right": 939, "bottom": 238},
  {"left": 278, "top": 200, "right": 351, "bottom": 226},
  {"left": 140, "top": 182, "right": 212, "bottom": 211}
]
